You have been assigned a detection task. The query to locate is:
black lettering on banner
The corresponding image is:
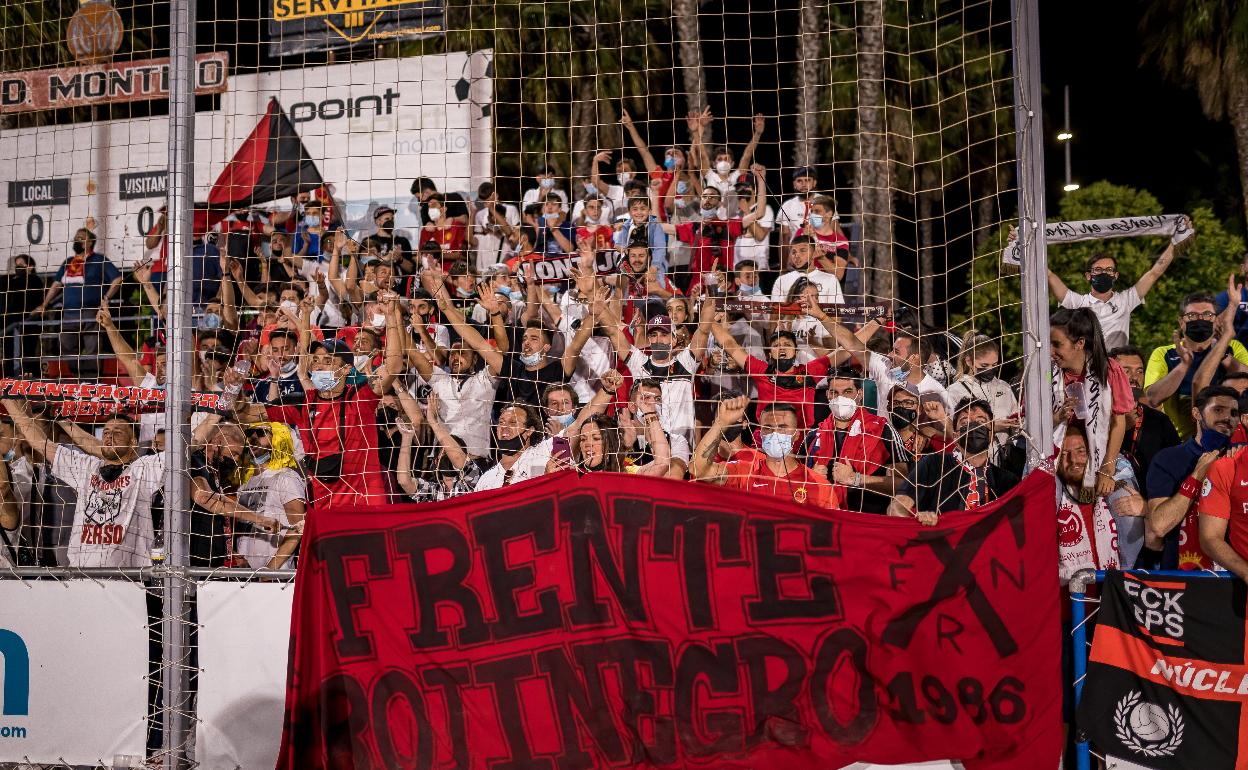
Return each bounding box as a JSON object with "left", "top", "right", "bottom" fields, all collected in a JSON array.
[
  {"left": 957, "top": 677, "right": 987, "bottom": 725},
  {"left": 470, "top": 500, "right": 563, "bottom": 640},
  {"left": 989, "top": 677, "right": 1026, "bottom": 724},
  {"left": 883, "top": 499, "right": 1024, "bottom": 656},
  {"left": 674, "top": 642, "right": 745, "bottom": 758},
  {"left": 319, "top": 672, "right": 373, "bottom": 770},
  {"left": 810, "top": 628, "right": 877, "bottom": 745},
  {"left": 421, "top": 666, "right": 471, "bottom": 770},
  {"left": 888, "top": 562, "right": 913, "bottom": 591},
  {"left": 736, "top": 636, "right": 809, "bottom": 749},
  {"left": 651, "top": 506, "right": 744, "bottom": 629},
  {"left": 922, "top": 676, "right": 957, "bottom": 724},
  {"left": 370, "top": 669, "right": 434, "bottom": 770},
  {"left": 312, "top": 531, "right": 392, "bottom": 659},
  {"left": 936, "top": 614, "right": 965, "bottom": 654},
  {"left": 885, "top": 672, "right": 926, "bottom": 725},
  {"left": 25, "top": 213, "right": 42, "bottom": 245},
  {"left": 560, "top": 494, "right": 650, "bottom": 626},
  {"left": 473, "top": 654, "right": 551, "bottom": 770},
  {"left": 581, "top": 639, "right": 677, "bottom": 765},
  {"left": 990, "top": 556, "right": 1025, "bottom": 591},
  {"left": 395, "top": 522, "right": 490, "bottom": 650},
  {"left": 746, "top": 519, "right": 842, "bottom": 622},
  {"left": 138, "top": 206, "right": 155, "bottom": 236},
  {"left": 534, "top": 646, "right": 627, "bottom": 769}
]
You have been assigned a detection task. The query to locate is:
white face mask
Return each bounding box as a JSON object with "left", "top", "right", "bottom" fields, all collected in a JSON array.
[
  {"left": 830, "top": 396, "right": 858, "bottom": 421},
  {"left": 715, "top": 160, "right": 732, "bottom": 176},
  {"left": 370, "top": 312, "right": 386, "bottom": 328},
  {"left": 427, "top": 207, "right": 443, "bottom": 221},
  {"left": 617, "top": 172, "right": 633, "bottom": 185},
  {"left": 309, "top": 369, "right": 340, "bottom": 391},
  {"left": 279, "top": 300, "right": 298, "bottom": 315},
  {"left": 353, "top": 354, "right": 371, "bottom": 370}
]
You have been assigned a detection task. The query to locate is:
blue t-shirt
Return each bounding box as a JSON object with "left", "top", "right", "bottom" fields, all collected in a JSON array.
[
  {"left": 55, "top": 251, "right": 120, "bottom": 311},
  {"left": 1145, "top": 434, "right": 1230, "bottom": 569},
  {"left": 258, "top": 373, "right": 305, "bottom": 405},
  {"left": 1215, "top": 286, "right": 1248, "bottom": 346}
]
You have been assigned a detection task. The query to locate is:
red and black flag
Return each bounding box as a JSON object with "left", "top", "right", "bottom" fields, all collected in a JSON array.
[
  {"left": 206, "top": 98, "right": 324, "bottom": 212},
  {"left": 1078, "top": 572, "right": 1248, "bottom": 769}
]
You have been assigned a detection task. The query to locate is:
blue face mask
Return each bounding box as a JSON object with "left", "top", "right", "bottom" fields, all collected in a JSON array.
[
  {"left": 545, "top": 284, "right": 561, "bottom": 295},
  {"left": 199, "top": 312, "right": 222, "bottom": 330},
  {"left": 740, "top": 284, "right": 761, "bottom": 296},
  {"left": 1200, "top": 425, "right": 1232, "bottom": 452},
  {"left": 495, "top": 287, "right": 514, "bottom": 300},
  {"left": 309, "top": 369, "right": 340, "bottom": 391},
  {"left": 761, "top": 431, "right": 793, "bottom": 460},
  {"left": 676, "top": 180, "right": 688, "bottom": 194},
  {"left": 304, "top": 214, "right": 320, "bottom": 227},
  {"left": 889, "top": 366, "right": 908, "bottom": 382},
  {"left": 583, "top": 182, "right": 597, "bottom": 195},
  {"left": 520, "top": 351, "right": 544, "bottom": 367},
  {"left": 456, "top": 287, "right": 475, "bottom": 298},
  {"left": 252, "top": 451, "right": 270, "bottom": 467},
  {"left": 540, "top": 177, "right": 555, "bottom": 189},
  {"left": 555, "top": 412, "right": 576, "bottom": 428},
  {"left": 543, "top": 212, "right": 559, "bottom": 222},
  {"left": 2, "top": 448, "right": 16, "bottom": 463},
  {"left": 664, "top": 156, "right": 677, "bottom": 171},
  {"left": 808, "top": 214, "right": 825, "bottom": 229},
  {"left": 700, "top": 207, "right": 717, "bottom": 219}
]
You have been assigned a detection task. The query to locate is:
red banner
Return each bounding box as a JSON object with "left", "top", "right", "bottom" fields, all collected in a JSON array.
[{"left": 278, "top": 469, "right": 1062, "bottom": 770}]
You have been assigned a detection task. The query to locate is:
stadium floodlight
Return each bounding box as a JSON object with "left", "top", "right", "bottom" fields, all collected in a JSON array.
[
  {"left": 1063, "top": 183, "right": 1081, "bottom": 193},
  {"left": 1057, "top": 131, "right": 1073, "bottom": 141}
]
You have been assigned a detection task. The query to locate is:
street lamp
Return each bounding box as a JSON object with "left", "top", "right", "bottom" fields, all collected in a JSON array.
[{"left": 1058, "top": 85, "right": 1077, "bottom": 192}]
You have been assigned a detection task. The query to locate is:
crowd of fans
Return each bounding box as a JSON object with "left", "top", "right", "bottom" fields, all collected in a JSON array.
[{"left": 0, "top": 111, "right": 1246, "bottom": 585}]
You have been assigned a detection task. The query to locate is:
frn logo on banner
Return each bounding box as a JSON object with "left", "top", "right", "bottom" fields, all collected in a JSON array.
[
  {"left": 0, "top": 630, "right": 29, "bottom": 718},
  {"left": 279, "top": 470, "right": 1064, "bottom": 770}
]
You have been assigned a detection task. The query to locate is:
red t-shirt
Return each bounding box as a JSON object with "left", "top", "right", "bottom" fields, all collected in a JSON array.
[
  {"left": 421, "top": 222, "right": 468, "bottom": 266},
  {"left": 1062, "top": 358, "right": 1136, "bottom": 415},
  {"left": 745, "top": 355, "right": 833, "bottom": 430},
  {"left": 796, "top": 227, "right": 850, "bottom": 258},
  {"left": 147, "top": 223, "right": 168, "bottom": 274},
  {"left": 676, "top": 220, "right": 744, "bottom": 283},
  {"left": 302, "top": 383, "right": 387, "bottom": 509},
  {"left": 722, "top": 448, "right": 840, "bottom": 509},
  {"left": 577, "top": 224, "right": 614, "bottom": 251},
  {"left": 1198, "top": 451, "right": 1248, "bottom": 562}
]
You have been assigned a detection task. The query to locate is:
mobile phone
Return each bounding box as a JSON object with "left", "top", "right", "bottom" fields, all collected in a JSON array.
[{"left": 551, "top": 436, "right": 572, "bottom": 461}]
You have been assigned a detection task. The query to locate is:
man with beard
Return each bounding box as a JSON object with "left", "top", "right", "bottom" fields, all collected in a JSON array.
[
  {"left": 807, "top": 370, "right": 894, "bottom": 513},
  {"left": 1143, "top": 384, "right": 1240, "bottom": 570},
  {"left": 364, "top": 205, "right": 412, "bottom": 267},
  {"left": 711, "top": 318, "right": 834, "bottom": 431},
  {"left": 1054, "top": 424, "right": 1122, "bottom": 581},
  {"left": 1110, "top": 345, "right": 1179, "bottom": 493},
  {"left": 888, "top": 400, "right": 1020, "bottom": 526},
  {"left": 1145, "top": 293, "right": 1248, "bottom": 437},
  {"left": 408, "top": 336, "right": 497, "bottom": 460},
  {"left": 187, "top": 420, "right": 281, "bottom": 567},
  {"left": 474, "top": 403, "right": 550, "bottom": 491},
  {"left": 1, "top": 403, "right": 163, "bottom": 568}
]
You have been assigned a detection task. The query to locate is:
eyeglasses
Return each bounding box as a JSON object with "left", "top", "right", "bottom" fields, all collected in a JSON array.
[
  {"left": 1182, "top": 311, "right": 1217, "bottom": 321},
  {"left": 1088, "top": 268, "right": 1117, "bottom": 276}
]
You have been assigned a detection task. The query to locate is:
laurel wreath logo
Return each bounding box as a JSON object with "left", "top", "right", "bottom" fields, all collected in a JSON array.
[{"left": 1113, "top": 690, "right": 1185, "bottom": 758}]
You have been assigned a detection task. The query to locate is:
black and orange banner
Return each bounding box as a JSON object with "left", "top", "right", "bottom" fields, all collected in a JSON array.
[
  {"left": 1079, "top": 572, "right": 1248, "bottom": 768},
  {"left": 0, "top": 378, "right": 222, "bottom": 419},
  {"left": 278, "top": 469, "right": 1062, "bottom": 770}
]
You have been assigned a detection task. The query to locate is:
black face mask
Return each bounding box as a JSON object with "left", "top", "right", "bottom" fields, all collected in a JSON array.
[
  {"left": 496, "top": 434, "right": 527, "bottom": 455},
  {"left": 649, "top": 342, "right": 672, "bottom": 360},
  {"left": 1089, "top": 273, "right": 1115, "bottom": 294},
  {"left": 271, "top": 247, "right": 283, "bottom": 257},
  {"left": 97, "top": 464, "right": 126, "bottom": 482},
  {"left": 216, "top": 457, "right": 238, "bottom": 477},
  {"left": 435, "top": 455, "right": 459, "bottom": 479},
  {"left": 959, "top": 423, "right": 992, "bottom": 455},
  {"left": 1131, "top": 386, "right": 1145, "bottom": 402},
  {"left": 974, "top": 369, "right": 997, "bottom": 384},
  {"left": 722, "top": 424, "right": 745, "bottom": 442},
  {"left": 891, "top": 407, "right": 917, "bottom": 431},
  {"left": 72, "top": 242, "right": 85, "bottom": 255},
  {"left": 1185, "top": 320, "right": 1215, "bottom": 343},
  {"left": 773, "top": 356, "right": 795, "bottom": 373},
  {"left": 377, "top": 407, "right": 400, "bottom": 428}
]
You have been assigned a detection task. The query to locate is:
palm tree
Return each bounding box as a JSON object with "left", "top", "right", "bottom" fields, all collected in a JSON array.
[
  {"left": 672, "top": 0, "right": 707, "bottom": 117},
  {"left": 1140, "top": 0, "right": 1248, "bottom": 224},
  {"left": 854, "top": 0, "right": 894, "bottom": 301},
  {"left": 793, "top": 0, "right": 823, "bottom": 168}
]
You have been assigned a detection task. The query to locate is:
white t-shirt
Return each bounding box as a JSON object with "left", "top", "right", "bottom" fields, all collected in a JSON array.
[
  {"left": 1059, "top": 287, "right": 1143, "bottom": 349},
  {"left": 473, "top": 204, "right": 521, "bottom": 271},
  {"left": 0, "top": 457, "right": 33, "bottom": 570},
  {"left": 53, "top": 448, "right": 165, "bottom": 569},
  {"left": 626, "top": 347, "right": 698, "bottom": 445},
  {"left": 475, "top": 442, "right": 553, "bottom": 491},
  {"left": 771, "top": 269, "right": 845, "bottom": 304},
  {"left": 428, "top": 367, "right": 499, "bottom": 459},
  {"left": 234, "top": 467, "right": 306, "bottom": 569},
  {"left": 733, "top": 204, "right": 775, "bottom": 270},
  {"left": 867, "top": 354, "right": 953, "bottom": 415},
  {"left": 523, "top": 187, "right": 570, "bottom": 211},
  {"left": 138, "top": 372, "right": 162, "bottom": 445},
  {"left": 777, "top": 195, "right": 811, "bottom": 238}
]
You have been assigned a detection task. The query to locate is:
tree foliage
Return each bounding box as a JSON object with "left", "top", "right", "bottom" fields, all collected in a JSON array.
[{"left": 957, "top": 181, "right": 1246, "bottom": 364}]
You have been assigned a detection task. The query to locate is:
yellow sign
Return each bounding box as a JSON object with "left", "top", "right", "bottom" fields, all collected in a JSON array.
[{"left": 273, "top": 0, "right": 422, "bottom": 22}]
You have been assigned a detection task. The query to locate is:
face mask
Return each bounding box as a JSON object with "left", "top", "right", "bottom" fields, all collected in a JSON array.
[
  {"left": 617, "top": 172, "right": 633, "bottom": 185},
  {"left": 543, "top": 212, "right": 559, "bottom": 222},
  {"left": 664, "top": 156, "right": 677, "bottom": 171},
  {"left": 676, "top": 180, "right": 688, "bottom": 195},
  {"left": 1200, "top": 424, "right": 1232, "bottom": 451},
  {"left": 199, "top": 312, "right": 222, "bottom": 330},
  {"left": 1089, "top": 273, "right": 1115, "bottom": 293},
  {"left": 808, "top": 214, "right": 824, "bottom": 229},
  {"left": 456, "top": 287, "right": 475, "bottom": 298},
  {"left": 773, "top": 356, "right": 796, "bottom": 373},
  {"left": 545, "top": 284, "right": 561, "bottom": 295},
  {"left": 496, "top": 287, "right": 514, "bottom": 300},
  {"left": 280, "top": 300, "right": 298, "bottom": 316},
  {"left": 715, "top": 160, "right": 732, "bottom": 175},
  {"left": 540, "top": 177, "right": 556, "bottom": 189},
  {"left": 520, "top": 351, "right": 544, "bottom": 367},
  {"left": 974, "top": 369, "right": 997, "bottom": 384},
  {"left": 761, "top": 431, "right": 793, "bottom": 459},
  {"left": 303, "top": 215, "right": 320, "bottom": 227},
  {"left": 700, "top": 207, "right": 718, "bottom": 219},
  {"left": 427, "top": 207, "right": 443, "bottom": 221},
  {"left": 583, "top": 182, "right": 597, "bottom": 195},
  {"left": 1185, "top": 320, "right": 1215, "bottom": 343},
  {"left": 675, "top": 198, "right": 688, "bottom": 209},
  {"left": 889, "top": 366, "right": 908, "bottom": 382},
  {"left": 1131, "top": 386, "right": 1145, "bottom": 402},
  {"left": 377, "top": 219, "right": 392, "bottom": 231},
  {"left": 959, "top": 423, "right": 992, "bottom": 455},
  {"left": 891, "top": 407, "right": 917, "bottom": 430},
  {"left": 2, "top": 448, "right": 15, "bottom": 463},
  {"left": 496, "top": 434, "right": 526, "bottom": 454},
  {"left": 216, "top": 457, "right": 238, "bottom": 477},
  {"left": 649, "top": 342, "right": 672, "bottom": 360},
  {"left": 830, "top": 396, "right": 857, "bottom": 421},
  {"left": 722, "top": 424, "right": 745, "bottom": 443},
  {"left": 252, "top": 451, "right": 271, "bottom": 467},
  {"left": 271, "top": 246, "right": 284, "bottom": 257},
  {"left": 739, "top": 284, "right": 761, "bottom": 296},
  {"left": 310, "top": 369, "right": 341, "bottom": 391},
  {"left": 554, "top": 412, "right": 576, "bottom": 429},
  {"left": 370, "top": 312, "right": 386, "bottom": 327},
  {"left": 353, "top": 354, "right": 371, "bottom": 370},
  {"left": 72, "top": 242, "right": 86, "bottom": 255},
  {"left": 280, "top": 359, "right": 298, "bottom": 376}
]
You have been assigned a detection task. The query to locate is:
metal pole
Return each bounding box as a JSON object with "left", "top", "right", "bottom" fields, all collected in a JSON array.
[
  {"left": 1010, "top": 0, "right": 1053, "bottom": 470},
  {"left": 163, "top": 0, "right": 196, "bottom": 766},
  {"left": 1063, "top": 85, "right": 1072, "bottom": 189}
]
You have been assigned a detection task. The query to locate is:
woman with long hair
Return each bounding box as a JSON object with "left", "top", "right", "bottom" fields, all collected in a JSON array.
[
  {"left": 1050, "top": 307, "right": 1135, "bottom": 499},
  {"left": 946, "top": 330, "right": 1021, "bottom": 456}
]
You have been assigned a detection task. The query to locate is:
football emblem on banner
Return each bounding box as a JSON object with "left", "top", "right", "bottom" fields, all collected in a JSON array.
[{"left": 1113, "top": 691, "right": 1184, "bottom": 758}]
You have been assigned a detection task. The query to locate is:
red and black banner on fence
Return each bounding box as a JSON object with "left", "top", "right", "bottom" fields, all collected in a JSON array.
[
  {"left": 277, "top": 469, "right": 1062, "bottom": 770},
  {"left": 1079, "top": 572, "right": 1248, "bottom": 769}
]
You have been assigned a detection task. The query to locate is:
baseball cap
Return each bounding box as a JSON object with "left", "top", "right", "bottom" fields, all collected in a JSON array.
[
  {"left": 647, "top": 314, "right": 673, "bottom": 332},
  {"left": 373, "top": 205, "right": 396, "bottom": 220},
  {"left": 479, "top": 263, "right": 510, "bottom": 282},
  {"left": 792, "top": 166, "right": 817, "bottom": 181}
]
